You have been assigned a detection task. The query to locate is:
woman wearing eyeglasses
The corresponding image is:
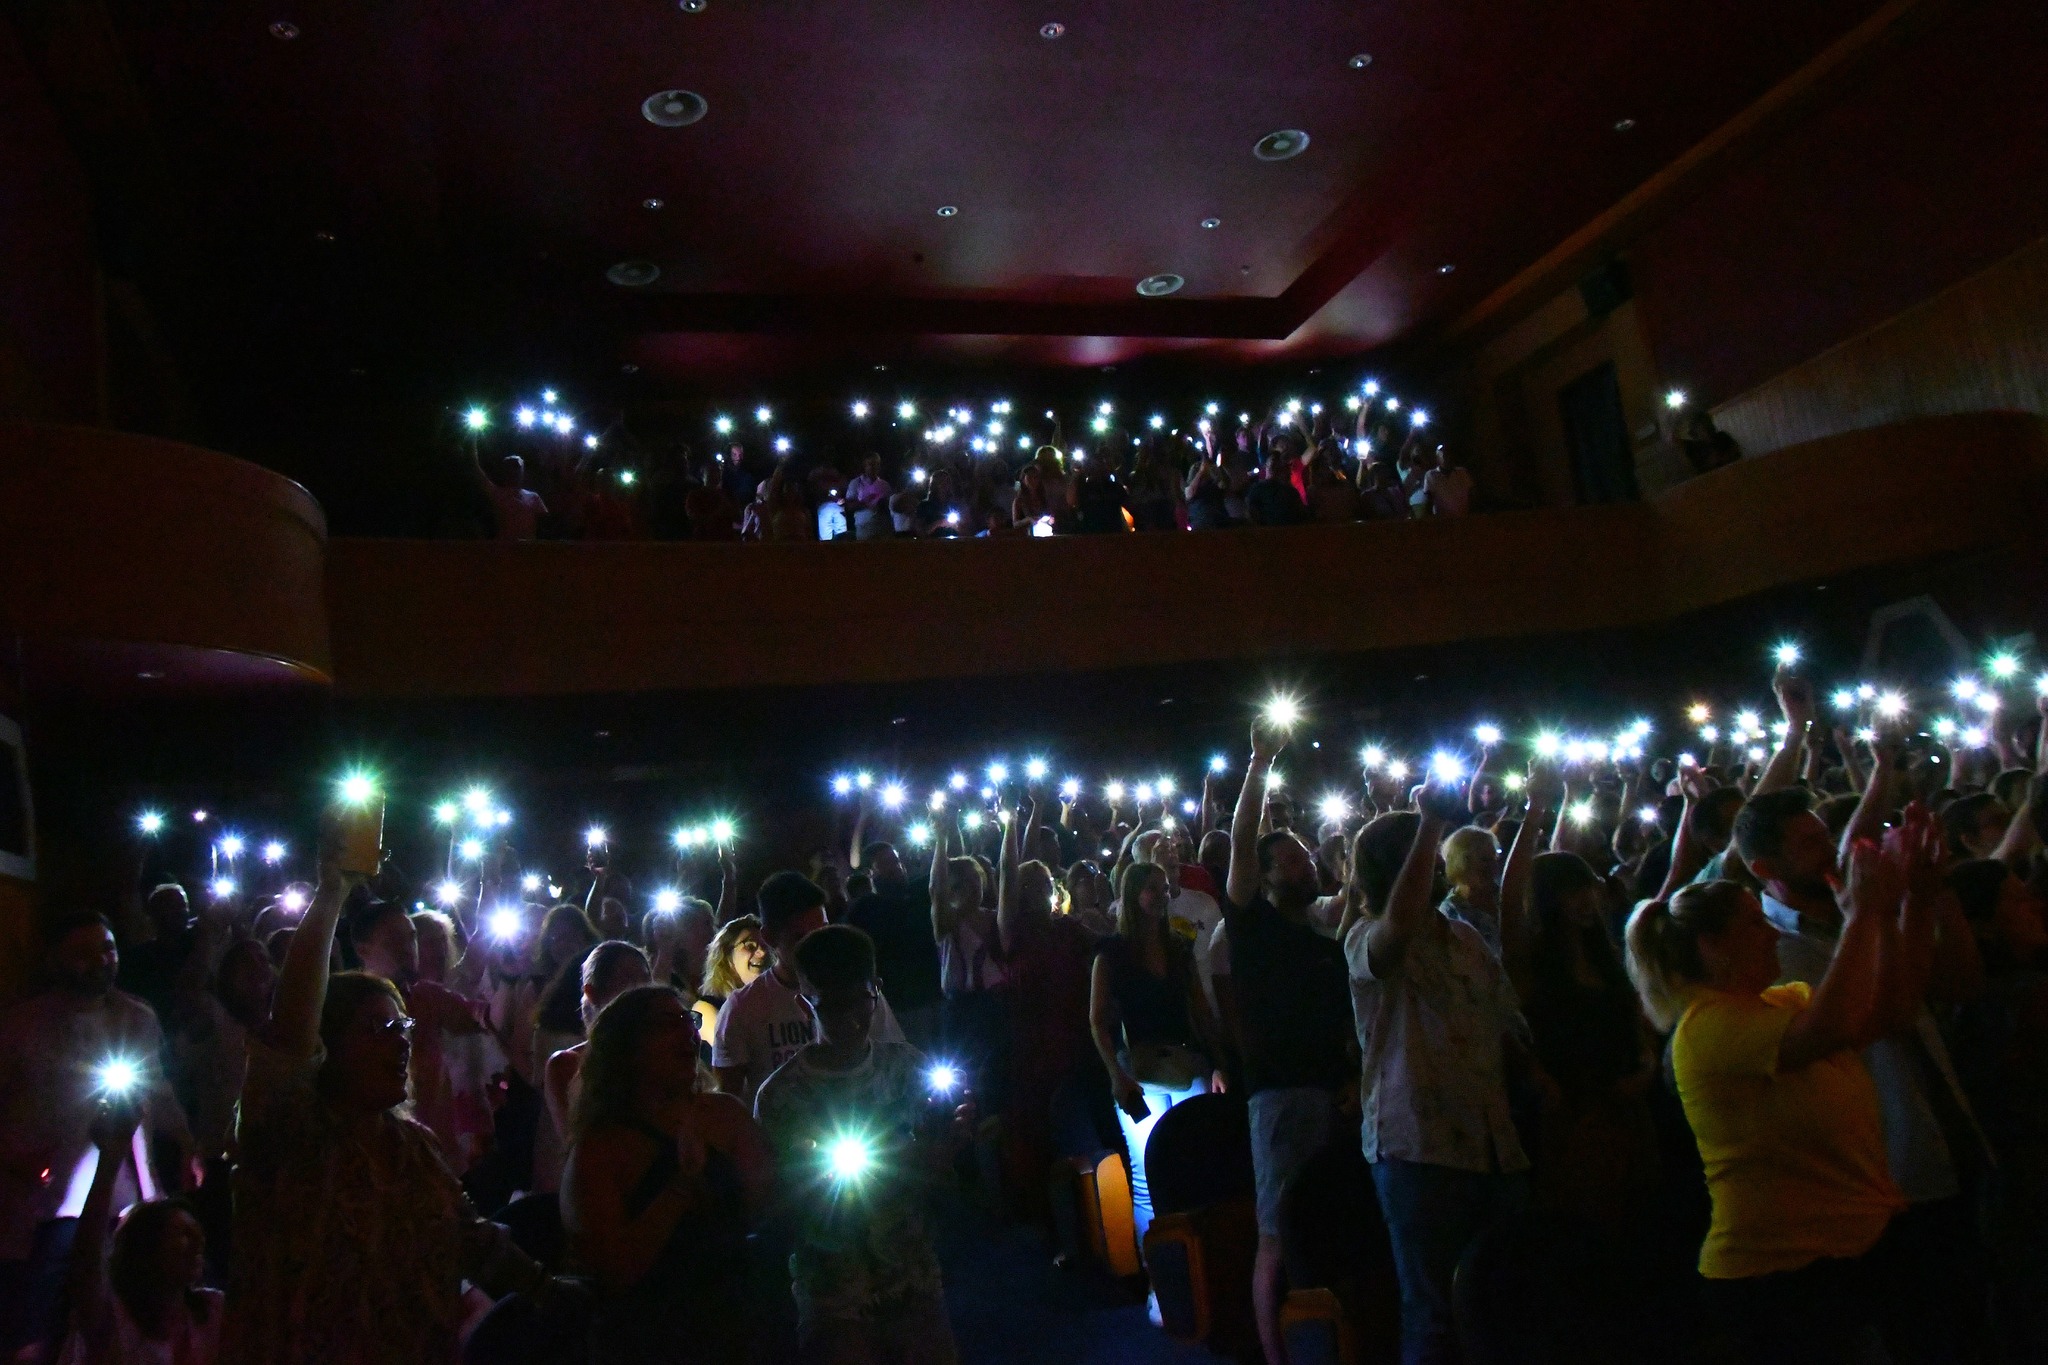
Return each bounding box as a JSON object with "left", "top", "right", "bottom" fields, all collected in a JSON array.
[{"left": 219, "top": 830, "right": 564, "bottom": 1365}]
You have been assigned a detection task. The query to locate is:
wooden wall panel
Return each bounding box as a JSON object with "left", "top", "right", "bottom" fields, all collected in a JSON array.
[{"left": 1711, "top": 234, "right": 2048, "bottom": 458}]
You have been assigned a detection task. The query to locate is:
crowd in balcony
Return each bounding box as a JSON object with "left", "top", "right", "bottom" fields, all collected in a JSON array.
[
  {"left": 464, "top": 384, "right": 1476, "bottom": 544},
  {"left": 4, "top": 643, "right": 2045, "bottom": 1364}
]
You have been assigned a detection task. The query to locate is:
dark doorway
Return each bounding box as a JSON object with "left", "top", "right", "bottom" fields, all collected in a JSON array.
[{"left": 1558, "top": 361, "right": 1640, "bottom": 504}]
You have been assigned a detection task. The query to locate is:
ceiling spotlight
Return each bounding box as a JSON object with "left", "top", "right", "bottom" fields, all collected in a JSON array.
[
  {"left": 643, "top": 197, "right": 665, "bottom": 210},
  {"left": 606, "top": 260, "right": 661, "bottom": 287},
  {"left": 1137, "top": 273, "right": 1185, "bottom": 297},
  {"left": 1613, "top": 117, "right": 1636, "bottom": 133},
  {"left": 936, "top": 205, "right": 959, "bottom": 217},
  {"left": 1347, "top": 53, "right": 1373, "bottom": 69},
  {"left": 680, "top": 0, "right": 707, "bottom": 10},
  {"left": 1040, "top": 21, "right": 1065, "bottom": 38},
  {"left": 269, "top": 20, "right": 300, "bottom": 40},
  {"left": 1437, "top": 263, "right": 1456, "bottom": 275},
  {"left": 1254, "top": 129, "right": 1311, "bottom": 161},
  {"left": 642, "top": 89, "right": 708, "bottom": 127},
  {"left": 1200, "top": 217, "right": 1221, "bottom": 229}
]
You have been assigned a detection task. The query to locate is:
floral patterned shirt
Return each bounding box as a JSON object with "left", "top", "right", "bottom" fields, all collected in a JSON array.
[{"left": 1344, "top": 911, "right": 1530, "bottom": 1174}]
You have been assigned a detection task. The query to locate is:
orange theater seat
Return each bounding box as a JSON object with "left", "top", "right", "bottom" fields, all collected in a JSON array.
[
  {"left": 1047, "top": 1151, "right": 1141, "bottom": 1279},
  {"left": 1281, "top": 1286, "right": 1357, "bottom": 1365}
]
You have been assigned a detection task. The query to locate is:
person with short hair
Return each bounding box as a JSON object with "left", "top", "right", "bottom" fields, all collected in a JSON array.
[
  {"left": 0, "top": 913, "right": 191, "bottom": 1359},
  {"left": 1224, "top": 720, "right": 1357, "bottom": 1365},
  {"left": 714, "top": 872, "right": 905, "bottom": 1103},
  {"left": 1341, "top": 793, "right": 1532, "bottom": 1365},
  {"left": 848, "top": 839, "right": 944, "bottom": 1051},
  {"left": 219, "top": 830, "right": 557, "bottom": 1365},
  {"left": 754, "top": 924, "right": 958, "bottom": 1365}
]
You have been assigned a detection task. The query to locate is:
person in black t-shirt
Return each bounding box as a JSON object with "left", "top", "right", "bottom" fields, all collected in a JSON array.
[
  {"left": 1224, "top": 717, "right": 1356, "bottom": 1365},
  {"left": 846, "top": 841, "right": 944, "bottom": 1050},
  {"left": 1245, "top": 451, "right": 1309, "bottom": 527}
]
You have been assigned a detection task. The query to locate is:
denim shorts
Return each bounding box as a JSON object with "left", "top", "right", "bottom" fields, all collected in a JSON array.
[{"left": 1248, "top": 1086, "right": 1337, "bottom": 1236}]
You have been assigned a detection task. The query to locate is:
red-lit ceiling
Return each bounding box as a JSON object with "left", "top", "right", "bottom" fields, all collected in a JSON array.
[{"left": 101, "top": 0, "right": 1885, "bottom": 383}]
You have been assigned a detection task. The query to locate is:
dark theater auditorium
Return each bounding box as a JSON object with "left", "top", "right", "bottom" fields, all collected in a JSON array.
[{"left": 4, "top": 1, "right": 2048, "bottom": 1362}]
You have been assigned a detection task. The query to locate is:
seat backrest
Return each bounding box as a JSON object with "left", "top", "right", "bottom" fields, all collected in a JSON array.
[
  {"left": 1453, "top": 1209, "right": 1619, "bottom": 1365},
  {"left": 1143, "top": 1092, "right": 1254, "bottom": 1218},
  {"left": 1276, "top": 1137, "right": 1381, "bottom": 1291},
  {"left": 495, "top": 1192, "right": 565, "bottom": 1270}
]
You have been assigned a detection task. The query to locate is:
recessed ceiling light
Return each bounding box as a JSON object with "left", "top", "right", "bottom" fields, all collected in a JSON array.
[
  {"left": 643, "top": 197, "right": 664, "bottom": 210},
  {"left": 1040, "top": 21, "right": 1065, "bottom": 39},
  {"left": 137, "top": 670, "right": 164, "bottom": 681},
  {"left": 679, "top": 0, "right": 708, "bottom": 10},
  {"left": 269, "top": 20, "right": 299, "bottom": 40},
  {"left": 313, "top": 229, "right": 335, "bottom": 243},
  {"left": 1348, "top": 53, "right": 1372, "bottom": 69},
  {"left": 1136, "top": 273, "right": 1185, "bottom": 297},
  {"left": 1253, "top": 129, "right": 1311, "bottom": 161},
  {"left": 641, "top": 89, "right": 707, "bottom": 128},
  {"left": 1437, "top": 263, "right": 1456, "bottom": 274},
  {"left": 936, "top": 205, "right": 958, "bottom": 217},
  {"left": 606, "top": 260, "right": 662, "bottom": 287},
  {"left": 1613, "top": 117, "right": 1636, "bottom": 133},
  {"left": 621, "top": 363, "right": 640, "bottom": 374},
  {"left": 1200, "top": 217, "right": 1221, "bottom": 229}
]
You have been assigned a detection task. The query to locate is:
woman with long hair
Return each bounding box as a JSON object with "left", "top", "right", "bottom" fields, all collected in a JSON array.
[
  {"left": 542, "top": 942, "right": 654, "bottom": 1193},
  {"left": 1521, "top": 852, "right": 1659, "bottom": 1228},
  {"left": 1091, "top": 861, "right": 1217, "bottom": 1250},
  {"left": 561, "top": 985, "right": 771, "bottom": 1364},
  {"left": 692, "top": 915, "right": 768, "bottom": 1044},
  {"left": 1623, "top": 829, "right": 1926, "bottom": 1364}
]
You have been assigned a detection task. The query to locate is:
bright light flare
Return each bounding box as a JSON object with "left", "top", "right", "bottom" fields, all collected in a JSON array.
[
  {"left": 1472, "top": 723, "right": 1502, "bottom": 746},
  {"left": 209, "top": 877, "right": 237, "bottom": 899},
  {"left": 436, "top": 880, "right": 463, "bottom": 906},
  {"left": 137, "top": 811, "right": 164, "bottom": 835},
  {"left": 1686, "top": 704, "right": 1711, "bottom": 725},
  {"left": 710, "top": 818, "right": 735, "bottom": 844},
  {"left": 585, "top": 825, "right": 609, "bottom": 848},
  {"left": 1773, "top": 642, "right": 1801, "bottom": 667},
  {"left": 522, "top": 873, "right": 543, "bottom": 892},
  {"left": 1990, "top": 653, "right": 2021, "bottom": 680},
  {"left": 1261, "top": 694, "right": 1302, "bottom": 730},
  {"left": 487, "top": 907, "right": 523, "bottom": 942},
  {"left": 881, "top": 783, "right": 907, "bottom": 810},
  {"left": 929, "top": 1064, "right": 960, "bottom": 1093},
  {"left": 653, "top": 888, "right": 683, "bottom": 915},
  {"left": 832, "top": 775, "right": 854, "bottom": 796},
  {"left": 1876, "top": 693, "right": 1907, "bottom": 719},
  {"left": 463, "top": 406, "right": 490, "bottom": 432},
  {"left": 262, "top": 841, "right": 287, "bottom": 865},
  {"left": 1832, "top": 690, "right": 1858, "bottom": 711},
  {"left": 459, "top": 838, "right": 485, "bottom": 861},
  {"left": 1429, "top": 751, "right": 1466, "bottom": 783},
  {"left": 1024, "top": 758, "right": 1049, "bottom": 782},
  {"left": 1318, "top": 793, "right": 1351, "bottom": 824},
  {"left": 95, "top": 1058, "right": 143, "bottom": 1097},
  {"left": 907, "top": 823, "right": 932, "bottom": 848},
  {"left": 826, "top": 1135, "right": 873, "bottom": 1182},
  {"left": 218, "top": 835, "right": 245, "bottom": 859},
  {"left": 1382, "top": 761, "right": 1408, "bottom": 782}
]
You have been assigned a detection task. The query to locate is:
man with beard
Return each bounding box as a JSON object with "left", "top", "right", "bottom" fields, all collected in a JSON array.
[
  {"left": 1225, "top": 720, "right": 1358, "bottom": 1365},
  {"left": 1737, "top": 783, "right": 1992, "bottom": 1361},
  {"left": 0, "top": 912, "right": 190, "bottom": 1356}
]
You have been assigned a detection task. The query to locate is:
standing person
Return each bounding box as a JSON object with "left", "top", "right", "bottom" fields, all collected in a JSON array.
[
  {"left": 692, "top": 915, "right": 769, "bottom": 1044},
  {"left": 929, "top": 824, "right": 1006, "bottom": 1099},
  {"left": 714, "top": 873, "right": 907, "bottom": 1104},
  {"left": 1736, "top": 786, "right": 1993, "bottom": 1361},
  {"left": 1624, "top": 839, "right": 1925, "bottom": 1365},
  {"left": 1519, "top": 852, "right": 1659, "bottom": 1232},
  {"left": 848, "top": 839, "right": 945, "bottom": 1051},
  {"left": 1224, "top": 721, "right": 1359, "bottom": 1365},
  {"left": 755, "top": 925, "right": 958, "bottom": 1365},
  {"left": 219, "top": 833, "right": 557, "bottom": 1365},
  {"left": 1091, "top": 862, "right": 1217, "bottom": 1254},
  {"left": 0, "top": 913, "right": 190, "bottom": 1359},
  {"left": 543, "top": 943, "right": 654, "bottom": 1194},
  {"left": 1245, "top": 448, "right": 1308, "bottom": 527},
  {"left": 996, "top": 790, "right": 1101, "bottom": 1217},
  {"left": 489, "top": 455, "right": 549, "bottom": 540},
  {"left": 1341, "top": 792, "right": 1532, "bottom": 1365},
  {"left": 846, "top": 454, "right": 895, "bottom": 541},
  {"left": 56, "top": 1102, "right": 219, "bottom": 1365},
  {"left": 561, "top": 985, "right": 770, "bottom": 1365}
]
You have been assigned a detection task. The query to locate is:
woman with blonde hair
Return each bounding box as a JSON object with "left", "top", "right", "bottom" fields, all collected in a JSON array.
[
  {"left": 1622, "top": 823, "right": 1933, "bottom": 1363},
  {"left": 691, "top": 915, "right": 767, "bottom": 1043}
]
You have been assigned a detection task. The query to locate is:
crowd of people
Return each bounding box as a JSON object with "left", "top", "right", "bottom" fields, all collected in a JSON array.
[
  {"left": 4, "top": 644, "right": 2048, "bottom": 1364},
  {"left": 467, "top": 385, "right": 1476, "bottom": 543}
]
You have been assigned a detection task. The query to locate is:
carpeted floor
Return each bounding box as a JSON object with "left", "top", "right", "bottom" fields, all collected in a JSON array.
[{"left": 934, "top": 1193, "right": 1219, "bottom": 1365}]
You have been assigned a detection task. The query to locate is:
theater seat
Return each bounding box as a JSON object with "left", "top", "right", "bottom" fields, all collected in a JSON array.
[
  {"left": 1280, "top": 1286, "right": 1356, "bottom": 1365},
  {"left": 1277, "top": 1139, "right": 1400, "bottom": 1360},
  {"left": 1047, "top": 1150, "right": 1141, "bottom": 1278},
  {"left": 1143, "top": 1200, "right": 1258, "bottom": 1354},
  {"left": 1142, "top": 1092, "right": 1254, "bottom": 1217}
]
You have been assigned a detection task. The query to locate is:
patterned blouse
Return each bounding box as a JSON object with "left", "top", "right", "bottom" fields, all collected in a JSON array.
[
  {"left": 220, "top": 1039, "right": 534, "bottom": 1365},
  {"left": 1344, "top": 911, "right": 1531, "bottom": 1174}
]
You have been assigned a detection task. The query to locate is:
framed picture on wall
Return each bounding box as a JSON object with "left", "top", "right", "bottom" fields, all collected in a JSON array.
[{"left": 0, "top": 715, "right": 33, "bottom": 881}]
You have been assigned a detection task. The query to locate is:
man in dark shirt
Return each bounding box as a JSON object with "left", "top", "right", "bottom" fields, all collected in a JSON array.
[
  {"left": 846, "top": 842, "right": 944, "bottom": 1049},
  {"left": 1224, "top": 720, "right": 1356, "bottom": 1365},
  {"left": 1246, "top": 453, "right": 1309, "bottom": 527},
  {"left": 116, "top": 883, "right": 195, "bottom": 1021}
]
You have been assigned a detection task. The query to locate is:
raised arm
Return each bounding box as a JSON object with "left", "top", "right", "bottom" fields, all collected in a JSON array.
[
  {"left": 271, "top": 837, "right": 362, "bottom": 1057},
  {"left": 1227, "top": 721, "right": 1285, "bottom": 909},
  {"left": 996, "top": 798, "right": 1025, "bottom": 957},
  {"left": 63, "top": 1103, "right": 140, "bottom": 1358},
  {"left": 1500, "top": 765, "right": 1558, "bottom": 969},
  {"left": 1779, "top": 838, "right": 1895, "bottom": 1070},
  {"left": 846, "top": 798, "right": 871, "bottom": 872},
  {"left": 1838, "top": 729, "right": 1900, "bottom": 861},
  {"left": 715, "top": 846, "right": 740, "bottom": 927},
  {"left": 1755, "top": 669, "right": 1814, "bottom": 797},
  {"left": 930, "top": 821, "right": 957, "bottom": 942},
  {"left": 1655, "top": 768, "right": 1715, "bottom": 902},
  {"left": 1358, "top": 783, "right": 1459, "bottom": 979}
]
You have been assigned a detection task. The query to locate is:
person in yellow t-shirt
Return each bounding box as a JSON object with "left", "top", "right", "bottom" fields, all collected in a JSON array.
[{"left": 1626, "top": 827, "right": 1935, "bottom": 1365}]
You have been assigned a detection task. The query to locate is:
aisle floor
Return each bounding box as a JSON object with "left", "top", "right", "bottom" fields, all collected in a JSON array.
[{"left": 934, "top": 1194, "right": 1219, "bottom": 1365}]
